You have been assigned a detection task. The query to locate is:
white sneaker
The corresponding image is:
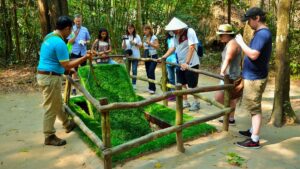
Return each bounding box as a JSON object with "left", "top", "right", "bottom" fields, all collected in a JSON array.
[
  {"left": 183, "top": 102, "right": 191, "bottom": 108},
  {"left": 189, "top": 102, "right": 200, "bottom": 111}
]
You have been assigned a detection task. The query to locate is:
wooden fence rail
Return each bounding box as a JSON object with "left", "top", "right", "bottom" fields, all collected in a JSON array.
[
  {"left": 63, "top": 55, "right": 234, "bottom": 169},
  {"left": 104, "top": 107, "right": 233, "bottom": 156}
]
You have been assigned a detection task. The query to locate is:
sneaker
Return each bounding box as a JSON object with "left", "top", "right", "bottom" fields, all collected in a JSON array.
[
  {"left": 189, "top": 102, "right": 200, "bottom": 111},
  {"left": 219, "top": 119, "right": 236, "bottom": 126},
  {"left": 44, "top": 134, "right": 66, "bottom": 146},
  {"left": 239, "top": 129, "right": 252, "bottom": 137},
  {"left": 133, "top": 84, "right": 136, "bottom": 90},
  {"left": 65, "top": 120, "right": 77, "bottom": 133},
  {"left": 167, "top": 95, "right": 176, "bottom": 101},
  {"left": 71, "top": 89, "right": 77, "bottom": 96},
  {"left": 236, "top": 138, "right": 260, "bottom": 149},
  {"left": 183, "top": 102, "right": 191, "bottom": 109},
  {"left": 148, "top": 90, "right": 155, "bottom": 94}
]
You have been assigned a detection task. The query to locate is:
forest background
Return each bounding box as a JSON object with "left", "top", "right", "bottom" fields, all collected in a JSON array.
[{"left": 0, "top": 0, "right": 299, "bottom": 75}]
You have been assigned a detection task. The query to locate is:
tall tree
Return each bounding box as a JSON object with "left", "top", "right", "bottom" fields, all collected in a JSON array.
[
  {"left": 12, "top": 0, "right": 21, "bottom": 62},
  {"left": 0, "top": 0, "right": 13, "bottom": 66},
  {"left": 270, "top": 0, "right": 297, "bottom": 126},
  {"left": 37, "top": 0, "right": 68, "bottom": 37},
  {"left": 227, "top": 0, "right": 231, "bottom": 24},
  {"left": 136, "top": 0, "right": 142, "bottom": 34}
]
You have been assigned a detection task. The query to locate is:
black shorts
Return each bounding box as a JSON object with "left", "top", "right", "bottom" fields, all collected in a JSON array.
[
  {"left": 70, "top": 53, "right": 87, "bottom": 70},
  {"left": 176, "top": 64, "right": 199, "bottom": 88}
]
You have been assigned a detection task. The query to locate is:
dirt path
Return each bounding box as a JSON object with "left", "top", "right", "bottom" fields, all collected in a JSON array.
[{"left": 0, "top": 66, "right": 299, "bottom": 169}]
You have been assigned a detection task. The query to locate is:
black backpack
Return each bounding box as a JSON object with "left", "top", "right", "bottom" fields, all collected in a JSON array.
[
  {"left": 185, "top": 28, "right": 204, "bottom": 58},
  {"left": 196, "top": 39, "right": 204, "bottom": 58}
]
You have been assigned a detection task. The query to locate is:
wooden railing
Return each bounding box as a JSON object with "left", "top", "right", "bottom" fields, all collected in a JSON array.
[{"left": 63, "top": 55, "right": 234, "bottom": 169}]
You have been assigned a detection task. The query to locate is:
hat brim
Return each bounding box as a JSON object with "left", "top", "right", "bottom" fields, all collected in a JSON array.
[
  {"left": 241, "top": 16, "right": 249, "bottom": 22},
  {"left": 165, "top": 25, "right": 187, "bottom": 31},
  {"left": 216, "top": 31, "right": 235, "bottom": 35}
]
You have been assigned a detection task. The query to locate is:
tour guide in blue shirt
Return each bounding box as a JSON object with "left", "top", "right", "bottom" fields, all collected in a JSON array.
[
  {"left": 37, "top": 16, "right": 93, "bottom": 146},
  {"left": 234, "top": 7, "right": 272, "bottom": 149}
]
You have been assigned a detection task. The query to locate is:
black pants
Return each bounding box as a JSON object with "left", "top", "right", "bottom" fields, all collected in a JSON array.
[{"left": 145, "top": 54, "right": 158, "bottom": 91}]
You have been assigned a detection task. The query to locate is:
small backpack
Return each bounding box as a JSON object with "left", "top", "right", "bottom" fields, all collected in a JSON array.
[
  {"left": 196, "top": 39, "right": 204, "bottom": 58},
  {"left": 183, "top": 28, "right": 204, "bottom": 59}
]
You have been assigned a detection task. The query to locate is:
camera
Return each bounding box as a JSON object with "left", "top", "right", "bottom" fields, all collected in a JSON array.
[{"left": 122, "top": 35, "right": 129, "bottom": 40}]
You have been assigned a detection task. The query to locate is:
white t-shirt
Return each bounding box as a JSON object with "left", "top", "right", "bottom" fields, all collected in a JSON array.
[
  {"left": 143, "top": 35, "right": 158, "bottom": 56},
  {"left": 124, "top": 34, "right": 142, "bottom": 58},
  {"left": 174, "top": 28, "right": 200, "bottom": 67}
]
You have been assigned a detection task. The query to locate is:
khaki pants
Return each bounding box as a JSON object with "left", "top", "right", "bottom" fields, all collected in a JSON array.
[
  {"left": 237, "top": 78, "right": 268, "bottom": 115},
  {"left": 37, "top": 74, "right": 70, "bottom": 138}
]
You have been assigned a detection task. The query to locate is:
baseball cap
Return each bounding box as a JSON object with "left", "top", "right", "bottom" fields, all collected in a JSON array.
[{"left": 241, "top": 7, "right": 265, "bottom": 22}]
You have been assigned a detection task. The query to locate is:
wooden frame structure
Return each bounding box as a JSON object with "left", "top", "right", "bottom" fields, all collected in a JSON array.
[{"left": 63, "top": 55, "right": 234, "bottom": 169}]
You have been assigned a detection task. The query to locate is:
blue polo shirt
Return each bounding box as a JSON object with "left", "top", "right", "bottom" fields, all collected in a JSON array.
[
  {"left": 242, "top": 28, "right": 272, "bottom": 80},
  {"left": 68, "top": 26, "right": 91, "bottom": 56},
  {"left": 37, "top": 32, "right": 69, "bottom": 74}
]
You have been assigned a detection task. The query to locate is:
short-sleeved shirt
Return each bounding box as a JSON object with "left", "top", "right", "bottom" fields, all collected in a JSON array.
[
  {"left": 124, "top": 34, "right": 142, "bottom": 58},
  {"left": 37, "top": 32, "right": 69, "bottom": 74},
  {"left": 174, "top": 28, "right": 200, "bottom": 67},
  {"left": 143, "top": 35, "right": 158, "bottom": 56},
  {"left": 96, "top": 40, "right": 110, "bottom": 58},
  {"left": 166, "top": 37, "right": 177, "bottom": 64},
  {"left": 242, "top": 28, "right": 272, "bottom": 80},
  {"left": 68, "top": 26, "right": 91, "bottom": 56}
]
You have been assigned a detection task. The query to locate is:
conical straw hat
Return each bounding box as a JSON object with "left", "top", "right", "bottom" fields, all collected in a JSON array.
[{"left": 165, "top": 17, "right": 188, "bottom": 31}]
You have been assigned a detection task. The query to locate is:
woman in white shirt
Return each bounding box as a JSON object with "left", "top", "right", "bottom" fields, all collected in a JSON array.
[
  {"left": 143, "top": 24, "right": 160, "bottom": 94},
  {"left": 122, "top": 24, "right": 142, "bottom": 89}
]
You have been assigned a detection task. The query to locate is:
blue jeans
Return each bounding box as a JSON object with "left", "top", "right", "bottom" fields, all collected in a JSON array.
[
  {"left": 145, "top": 54, "right": 158, "bottom": 91},
  {"left": 131, "top": 60, "right": 138, "bottom": 85},
  {"left": 167, "top": 65, "right": 176, "bottom": 91}
]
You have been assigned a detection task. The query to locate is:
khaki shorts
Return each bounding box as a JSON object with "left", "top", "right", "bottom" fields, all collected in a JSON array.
[{"left": 237, "top": 78, "right": 267, "bottom": 115}]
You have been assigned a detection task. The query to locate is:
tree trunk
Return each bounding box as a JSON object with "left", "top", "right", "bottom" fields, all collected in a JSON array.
[
  {"left": 0, "top": 0, "right": 13, "bottom": 66},
  {"left": 227, "top": 0, "right": 231, "bottom": 24},
  {"left": 270, "top": 0, "right": 297, "bottom": 126},
  {"left": 136, "top": 0, "right": 143, "bottom": 34},
  {"left": 12, "top": 0, "right": 21, "bottom": 62},
  {"left": 37, "top": 0, "right": 68, "bottom": 37},
  {"left": 243, "top": 0, "right": 263, "bottom": 45}
]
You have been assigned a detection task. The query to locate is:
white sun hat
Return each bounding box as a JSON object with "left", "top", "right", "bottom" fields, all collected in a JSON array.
[{"left": 165, "top": 17, "right": 188, "bottom": 31}]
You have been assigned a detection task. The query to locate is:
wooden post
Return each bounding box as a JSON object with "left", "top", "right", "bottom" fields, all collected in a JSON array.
[
  {"left": 125, "top": 57, "right": 131, "bottom": 76},
  {"left": 63, "top": 78, "right": 71, "bottom": 105},
  {"left": 175, "top": 84, "right": 185, "bottom": 152},
  {"left": 223, "top": 75, "right": 231, "bottom": 131},
  {"left": 161, "top": 58, "right": 168, "bottom": 106},
  {"left": 99, "top": 98, "right": 112, "bottom": 169}
]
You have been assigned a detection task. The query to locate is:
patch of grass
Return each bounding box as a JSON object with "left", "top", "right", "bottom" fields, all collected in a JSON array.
[
  {"left": 69, "top": 64, "right": 216, "bottom": 163},
  {"left": 226, "top": 152, "right": 246, "bottom": 167}
]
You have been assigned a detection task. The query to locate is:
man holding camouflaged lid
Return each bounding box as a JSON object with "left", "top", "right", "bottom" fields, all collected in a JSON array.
[
  {"left": 37, "top": 16, "right": 93, "bottom": 146},
  {"left": 234, "top": 7, "right": 272, "bottom": 149}
]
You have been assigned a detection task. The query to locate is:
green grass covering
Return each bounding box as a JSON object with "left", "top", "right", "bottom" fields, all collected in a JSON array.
[{"left": 69, "top": 64, "right": 216, "bottom": 163}]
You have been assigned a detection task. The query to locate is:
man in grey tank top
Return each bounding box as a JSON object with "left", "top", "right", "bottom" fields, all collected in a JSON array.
[{"left": 214, "top": 24, "right": 242, "bottom": 126}]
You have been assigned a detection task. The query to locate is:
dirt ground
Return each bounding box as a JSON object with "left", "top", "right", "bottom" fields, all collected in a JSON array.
[{"left": 0, "top": 65, "right": 299, "bottom": 169}]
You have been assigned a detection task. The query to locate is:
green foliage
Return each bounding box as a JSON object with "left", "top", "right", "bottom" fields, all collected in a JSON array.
[
  {"left": 70, "top": 64, "right": 216, "bottom": 163},
  {"left": 226, "top": 152, "right": 246, "bottom": 167},
  {"left": 289, "top": 28, "right": 300, "bottom": 75}
]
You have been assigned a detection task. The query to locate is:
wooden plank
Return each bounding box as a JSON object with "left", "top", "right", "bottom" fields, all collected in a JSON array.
[{"left": 175, "top": 85, "right": 184, "bottom": 152}]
